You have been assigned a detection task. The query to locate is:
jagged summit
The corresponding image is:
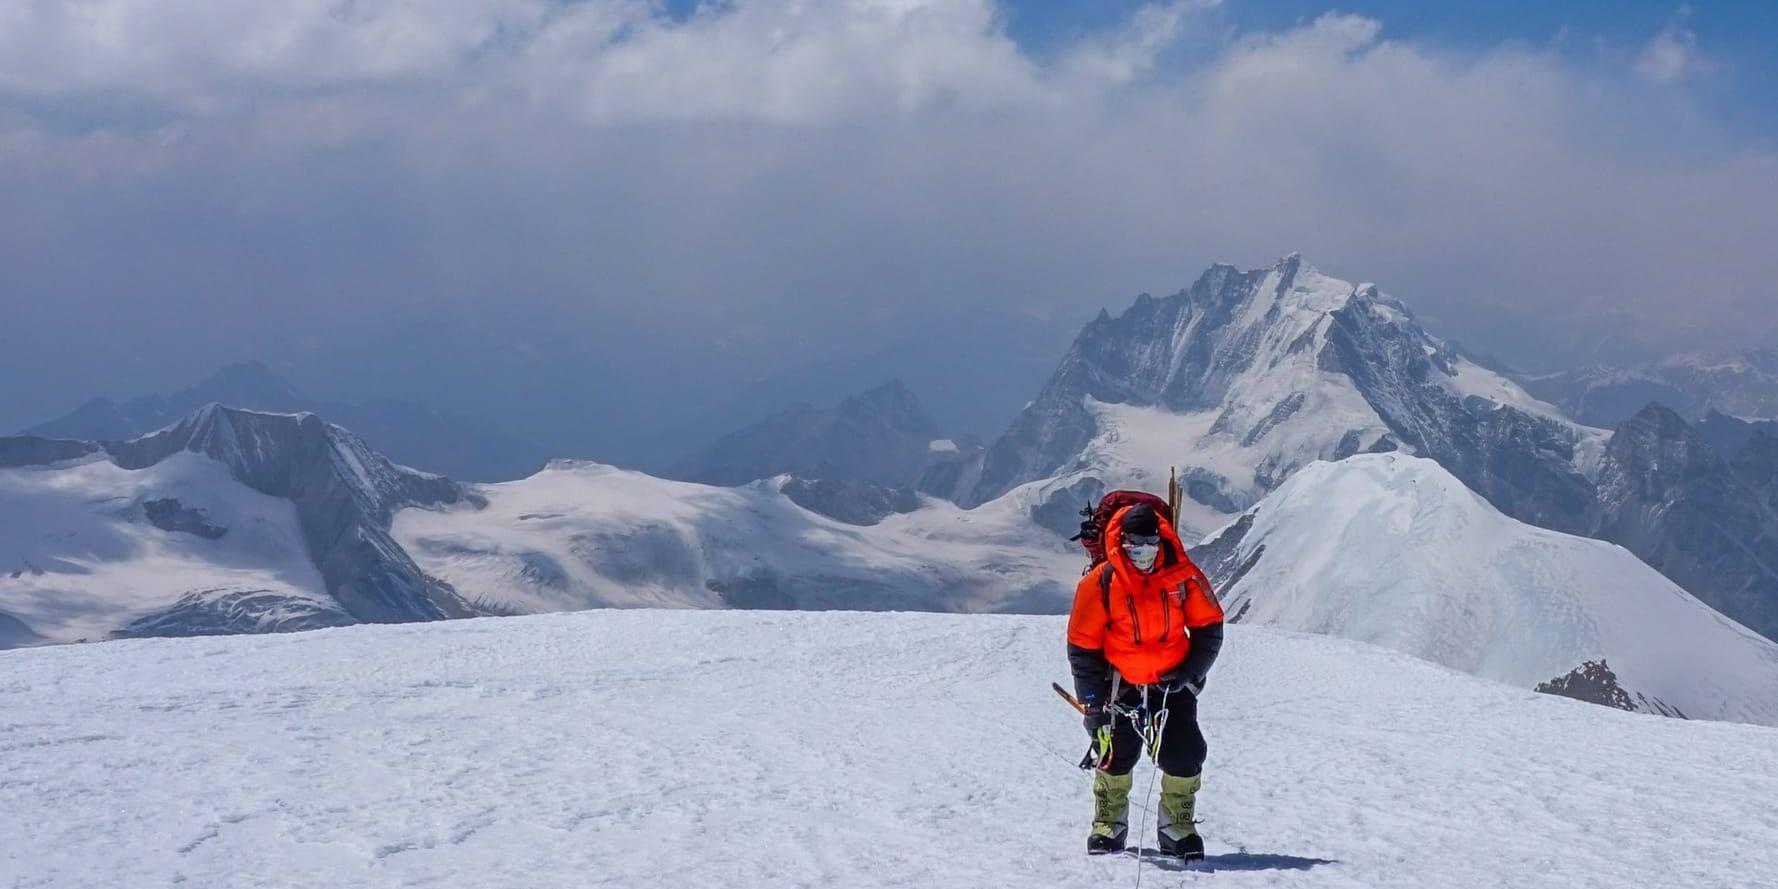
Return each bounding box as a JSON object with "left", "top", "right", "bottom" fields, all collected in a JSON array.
[
  {"left": 106, "top": 405, "right": 457, "bottom": 519},
  {"left": 835, "top": 379, "right": 939, "bottom": 437},
  {"left": 1589, "top": 403, "right": 1778, "bottom": 641},
  {"left": 932, "top": 256, "right": 1595, "bottom": 539}
]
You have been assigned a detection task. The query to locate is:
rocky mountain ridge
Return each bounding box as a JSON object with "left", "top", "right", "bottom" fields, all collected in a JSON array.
[
  {"left": 1, "top": 405, "right": 475, "bottom": 640},
  {"left": 1518, "top": 347, "right": 1778, "bottom": 427},
  {"left": 928, "top": 254, "right": 1602, "bottom": 540}
]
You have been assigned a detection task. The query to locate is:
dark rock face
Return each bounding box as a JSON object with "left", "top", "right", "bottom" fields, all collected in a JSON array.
[
  {"left": 1322, "top": 297, "right": 1596, "bottom": 533},
  {"left": 1188, "top": 512, "right": 1265, "bottom": 599},
  {"left": 1586, "top": 404, "right": 1778, "bottom": 642},
  {"left": 674, "top": 380, "right": 956, "bottom": 488},
  {"left": 23, "top": 361, "right": 547, "bottom": 482},
  {"left": 142, "top": 498, "right": 228, "bottom": 540},
  {"left": 115, "top": 589, "right": 354, "bottom": 639},
  {"left": 779, "top": 478, "right": 921, "bottom": 526},
  {"left": 104, "top": 405, "right": 476, "bottom": 624},
  {"left": 1694, "top": 410, "right": 1768, "bottom": 457},
  {"left": 1535, "top": 660, "right": 1637, "bottom": 712}
]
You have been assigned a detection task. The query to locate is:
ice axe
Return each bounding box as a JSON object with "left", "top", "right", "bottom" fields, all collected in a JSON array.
[
  {"left": 1055, "top": 682, "right": 1119, "bottom": 770},
  {"left": 1051, "top": 681, "right": 1087, "bottom": 714}
]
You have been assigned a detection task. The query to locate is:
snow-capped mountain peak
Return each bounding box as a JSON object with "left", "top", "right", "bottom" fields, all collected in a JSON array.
[
  {"left": 0, "top": 406, "right": 474, "bottom": 643},
  {"left": 942, "top": 255, "right": 1598, "bottom": 540}
]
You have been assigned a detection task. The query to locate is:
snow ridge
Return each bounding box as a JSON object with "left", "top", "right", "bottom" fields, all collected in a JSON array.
[{"left": 1193, "top": 453, "right": 1778, "bottom": 727}]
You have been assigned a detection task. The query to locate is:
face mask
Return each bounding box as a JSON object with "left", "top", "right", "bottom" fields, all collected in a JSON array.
[{"left": 1124, "top": 542, "right": 1159, "bottom": 572}]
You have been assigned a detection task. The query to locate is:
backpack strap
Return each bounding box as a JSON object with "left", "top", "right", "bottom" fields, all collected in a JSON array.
[{"left": 1098, "top": 562, "right": 1114, "bottom": 617}]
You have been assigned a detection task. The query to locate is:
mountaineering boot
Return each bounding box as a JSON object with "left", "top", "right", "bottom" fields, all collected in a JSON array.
[
  {"left": 1156, "top": 772, "right": 1205, "bottom": 860},
  {"left": 1087, "top": 770, "right": 1133, "bottom": 854}
]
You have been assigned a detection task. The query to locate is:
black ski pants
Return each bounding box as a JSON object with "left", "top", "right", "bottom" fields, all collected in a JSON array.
[{"left": 1104, "top": 685, "right": 1206, "bottom": 778}]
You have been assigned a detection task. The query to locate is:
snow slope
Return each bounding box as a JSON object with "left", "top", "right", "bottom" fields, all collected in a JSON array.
[
  {"left": 4, "top": 610, "right": 1776, "bottom": 888},
  {"left": 393, "top": 460, "right": 1081, "bottom": 615},
  {"left": 0, "top": 451, "right": 338, "bottom": 644},
  {"left": 1195, "top": 453, "right": 1778, "bottom": 726}
]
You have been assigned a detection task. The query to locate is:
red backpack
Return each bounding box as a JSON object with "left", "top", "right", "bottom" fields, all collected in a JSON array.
[{"left": 1070, "top": 489, "right": 1173, "bottom": 571}]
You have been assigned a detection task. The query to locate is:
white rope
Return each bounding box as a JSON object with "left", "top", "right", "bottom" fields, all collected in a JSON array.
[{"left": 1130, "top": 684, "right": 1171, "bottom": 889}]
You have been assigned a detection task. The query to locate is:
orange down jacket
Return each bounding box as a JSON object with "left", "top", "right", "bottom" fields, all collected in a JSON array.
[{"left": 1065, "top": 504, "right": 1225, "bottom": 686}]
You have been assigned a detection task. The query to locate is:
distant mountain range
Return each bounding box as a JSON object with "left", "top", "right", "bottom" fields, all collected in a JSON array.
[
  {"left": 0, "top": 405, "right": 1078, "bottom": 645},
  {"left": 669, "top": 379, "right": 976, "bottom": 488},
  {"left": 1517, "top": 348, "right": 1778, "bottom": 427},
  {"left": 10, "top": 255, "right": 1778, "bottom": 726},
  {"left": 896, "top": 255, "right": 1778, "bottom": 643},
  {"left": 8, "top": 400, "right": 1778, "bottom": 729},
  {"left": 666, "top": 379, "right": 983, "bottom": 525},
  {"left": 22, "top": 362, "right": 549, "bottom": 482},
  {"left": 922, "top": 254, "right": 1599, "bottom": 536}
]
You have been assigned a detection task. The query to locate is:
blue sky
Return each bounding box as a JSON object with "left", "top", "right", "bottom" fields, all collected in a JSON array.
[{"left": 1010, "top": 1, "right": 1776, "bottom": 138}]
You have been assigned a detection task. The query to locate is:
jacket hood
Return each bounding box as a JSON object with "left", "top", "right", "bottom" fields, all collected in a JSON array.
[{"left": 1104, "top": 503, "right": 1189, "bottom": 583}]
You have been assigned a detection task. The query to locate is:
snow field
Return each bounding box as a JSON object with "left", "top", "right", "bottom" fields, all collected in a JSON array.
[
  {"left": 393, "top": 460, "right": 1080, "bottom": 615},
  {"left": 4, "top": 610, "right": 1776, "bottom": 888},
  {"left": 0, "top": 452, "right": 330, "bottom": 643}
]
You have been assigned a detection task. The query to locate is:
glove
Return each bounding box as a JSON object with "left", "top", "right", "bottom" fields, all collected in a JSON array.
[
  {"left": 1082, "top": 700, "right": 1111, "bottom": 739},
  {"left": 1158, "top": 667, "right": 1203, "bottom": 697}
]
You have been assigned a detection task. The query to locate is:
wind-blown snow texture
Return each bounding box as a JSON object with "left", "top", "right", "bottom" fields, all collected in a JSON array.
[
  {"left": 1191, "top": 454, "right": 1778, "bottom": 727},
  {"left": 4, "top": 610, "right": 1776, "bottom": 888}
]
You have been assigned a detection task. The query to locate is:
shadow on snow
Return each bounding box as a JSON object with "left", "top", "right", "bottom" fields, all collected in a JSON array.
[{"left": 1119, "top": 849, "right": 1337, "bottom": 874}]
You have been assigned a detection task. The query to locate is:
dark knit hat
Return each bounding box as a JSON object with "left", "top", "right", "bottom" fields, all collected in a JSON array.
[{"left": 1120, "top": 503, "right": 1161, "bottom": 538}]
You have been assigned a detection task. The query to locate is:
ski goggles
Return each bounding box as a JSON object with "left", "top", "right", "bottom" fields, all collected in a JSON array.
[{"left": 1121, "top": 533, "right": 1162, "bottom": 547}]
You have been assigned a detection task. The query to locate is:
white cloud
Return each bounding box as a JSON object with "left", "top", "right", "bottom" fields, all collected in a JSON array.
[
  {"left": 1637, "top": 7, "right": 1701, "bottom": 84},
  {"left": 1059, "top": 1, "right": 1212, "bottom": 88},
  {"left": 0, "top": 0, "right": 1773, "bottom": 421},
  {"left": 520, "top": 0, "right": 1050, "bottom": 123},
  {"left": 0, "top": 0, "right": 564, "bottom": 104}
]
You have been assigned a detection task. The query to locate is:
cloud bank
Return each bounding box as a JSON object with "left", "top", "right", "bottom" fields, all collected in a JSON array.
[{"left": 1, "top": 0, "right": 1774, "bottom": 459}]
